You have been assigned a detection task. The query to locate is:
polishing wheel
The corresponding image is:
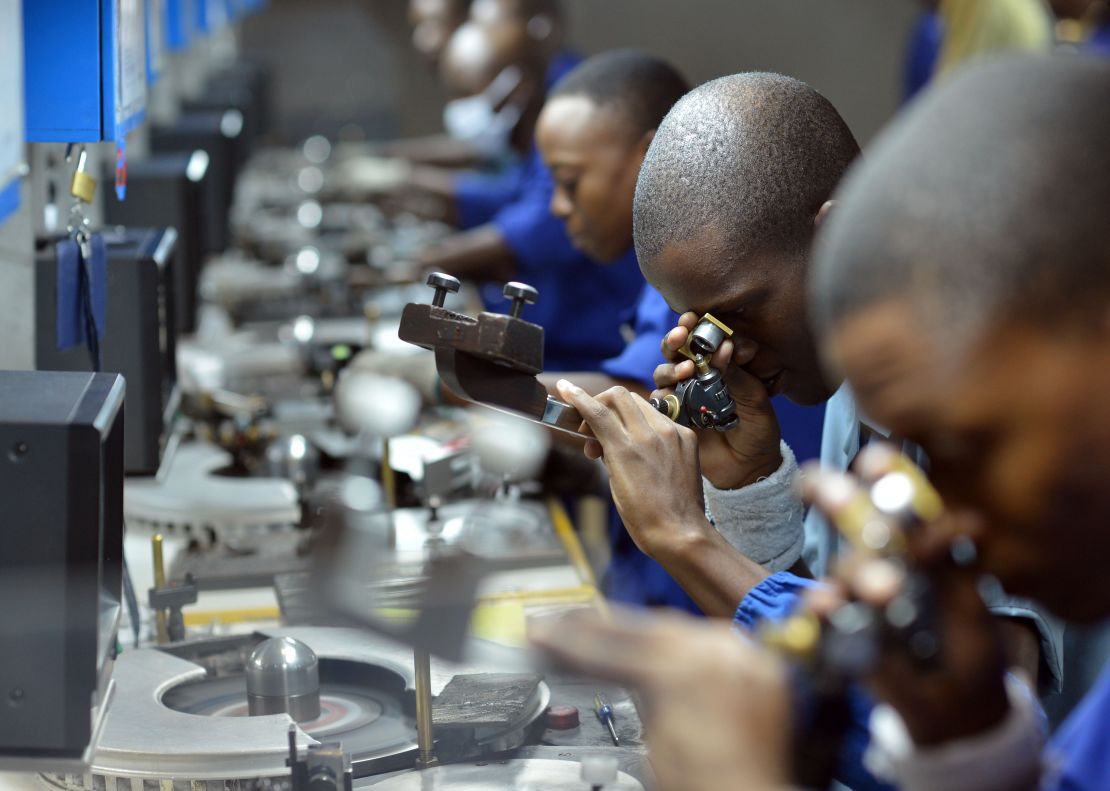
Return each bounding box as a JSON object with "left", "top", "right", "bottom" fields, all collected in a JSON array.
[{"left": 38, "top": 628, "right": 549, "bottom": 791}]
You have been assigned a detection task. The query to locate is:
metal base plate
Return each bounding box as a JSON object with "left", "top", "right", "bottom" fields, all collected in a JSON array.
[
  {"left": 161, "top": 657, "right": 418, "bottom": 776},
  {"left": 40, "top": 628, "right": 551, "bottom": 790},
  {"left": 360, "top": 758, "right": 644, "bottom": 790}
]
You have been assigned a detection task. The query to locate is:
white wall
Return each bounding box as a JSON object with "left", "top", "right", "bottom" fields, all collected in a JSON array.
[
  {"left": 244, "top": 0, "right": 921, "bottom": 145},
  {"left": 562, "top": 0, "right": 920, "bottom": 145}
]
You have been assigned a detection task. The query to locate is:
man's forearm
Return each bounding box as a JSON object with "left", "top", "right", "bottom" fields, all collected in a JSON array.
[
  {"left": 651, "top": 525, "right": 772, "bottom": 618},
  {"left": 402, "top": 165, "right": 461, "bottom": 226},
  {"left": 418, "top": 225, "right": 518, "bottom": 283},
  {"left": 380, "top": 135, "right": 482, "bottom": 168}
]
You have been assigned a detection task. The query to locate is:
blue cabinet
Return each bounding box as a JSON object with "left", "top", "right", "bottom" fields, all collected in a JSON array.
[{"left": 24, "top": 0, "right": 147, "bottom": 143}]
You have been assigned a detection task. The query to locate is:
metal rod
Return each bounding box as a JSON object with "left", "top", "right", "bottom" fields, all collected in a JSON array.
[
  {"left": 413, "top": 648, "right": 437, "bottom": 769},
  {"left": 152, "top": 534, "right": 170, "bottom": 645},
  {"left": 381, "top": 438, "right": 397, "bottom": 511}
]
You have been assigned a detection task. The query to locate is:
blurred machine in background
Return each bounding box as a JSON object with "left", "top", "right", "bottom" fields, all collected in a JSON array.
[
  {"left": 35, "top": 227, "right": 179, "bottom": 474},
  {"left": 104, "top": 152, "right": 210, "bottom": 334}
]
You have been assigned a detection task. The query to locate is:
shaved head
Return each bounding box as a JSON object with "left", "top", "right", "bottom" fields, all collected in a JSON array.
[
  {"left": 468, "top": 0, "right": 563, "bottom": 65},
  {"left": 810, "top": 56, "right": 1110, "bottom": 622},
  {"left": 634, "top": 72, "right": 860, "bottom": 278},
  {"left": 812, "top": 55, "right": 1110, "bottom": 354},
  {"left": 409, "top": 0, "right": 471, "bottom": 64},
  {"left": 549, "top": 50, "right": 689, "bottom": 142},
  {"left": 537, "top": 51, "right": 687, "bottom": 262},
  {"left": 439, "top": 21, "right": 508, "bottom": 96},
  {"left": 470, "top": 0, "right": 562, "bottom": 25}
]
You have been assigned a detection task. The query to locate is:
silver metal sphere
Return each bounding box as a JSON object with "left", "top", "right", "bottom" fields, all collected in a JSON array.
[{"left": 246, "top": 636, "right": 321, "bottom": 722}]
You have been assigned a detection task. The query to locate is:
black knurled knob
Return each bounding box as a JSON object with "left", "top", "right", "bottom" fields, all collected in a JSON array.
[
  {"left": 503, "top": 281, "right": 538, "bottom": 318},
  {"left": 426, "top": 272, "right": 461, "bottom": 307}
]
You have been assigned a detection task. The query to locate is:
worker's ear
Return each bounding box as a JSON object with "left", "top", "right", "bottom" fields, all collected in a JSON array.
[{"left": 814, "top": 200, "right": 836, "bottom": 228}]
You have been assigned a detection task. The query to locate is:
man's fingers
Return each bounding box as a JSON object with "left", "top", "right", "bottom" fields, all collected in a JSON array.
[
  {"left": 653, "top": 363, "right": 678, "bottom": 389},
  {"left": 710, "top": 338, "right": 734, "bottom": 370},
  {"left": 530, "top": 609, "right": 679, "bottom": 686},
  {"left": 797, "top": 464, "right": 862, "bottom": 517},
  {"left": 629, "top": 388, "right": 691, "bottom": 435},
  {"left": 605, "top": 387, "right": 653, "bottom": 435},
  {"left": 574, "top": 421, "right": 603, "bottom": 460},
  {"left": 661, "top": 326, "right": 690, "bottom": 360},
  {"left": 557, "top": 380, "right": 626, "bottom": 443},
  {"left": 907, "top": 509, "right": 984, "bottom": 568},
  {"left": 721, "top": 360, "right": 774, "bottom": 409},
  {"left": 677, "top": 312, "right": 699, "bottom": 329},
  {"left": 654, "top": 360, "right": 696, "bottom": 389},
  {"left": 730, "top": 336, "right": 759, "bottom": 366},
  {"left": 852, "top": 443, "right": 903, "bottom": 483},
  {"left": 802, "top": 584, "right": 848, "bottom": 619},
  {"left": 659, "top": 313, "right": 700, "bottom": 360},
  {"left": 846, "top": 557, "right": 907, "bottom": 607}
]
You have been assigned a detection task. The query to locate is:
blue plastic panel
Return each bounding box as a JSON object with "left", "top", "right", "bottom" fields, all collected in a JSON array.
[
  {"left": 164, "top": 0, "right": 195, "bottom": 51},
  {"left": 109, "top": 0, "right": 148, "bottom": 140},
  {"left": 207, "top": 0, "right": 264, "bottom": 26},
  {"left": 0, "top": 181, "right": 19, "bottom": 223},
  {"left": 1, "top": 0, "right": 25, "bottom": 223},
  {"left": 195, "top": 0, "right": 228, "bottom": 34},
  {"left": 24, "top": 0, "right": 147, "bottom": 143},
  {"left": 146, "top": 0, "right": 165, "bottom": 84}
]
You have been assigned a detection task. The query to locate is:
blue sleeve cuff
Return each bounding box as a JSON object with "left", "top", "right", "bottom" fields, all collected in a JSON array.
[
  {"left": 454, "top": 171, "right": 522, "bottom": 230},
  {"left": 733, "top": 571, "right": 821, "bottom": 633},
  {"left": 599, "top": 332, "right": 664, "bottom": 390}
]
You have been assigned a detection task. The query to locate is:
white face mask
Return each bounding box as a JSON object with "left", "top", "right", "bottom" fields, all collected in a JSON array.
[{"left": 442, "top": 67, "right": 525, "bottom": 158}]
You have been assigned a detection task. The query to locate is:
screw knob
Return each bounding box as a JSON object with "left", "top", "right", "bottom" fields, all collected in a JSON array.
[
  {"left": 426, "top": 272, "right": 460, "bottom": 307},
  {"left": 503, "top": 281, "right": 538, "bottom": 317}
]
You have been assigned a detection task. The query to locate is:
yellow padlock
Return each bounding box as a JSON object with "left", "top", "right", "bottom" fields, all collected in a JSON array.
[{"left": 70, "top": 148, "right": 97, "bottom": 204}]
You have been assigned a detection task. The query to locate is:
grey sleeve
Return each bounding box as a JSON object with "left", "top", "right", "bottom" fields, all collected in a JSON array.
[{"left": 703, "top": 441, "right": 805, "bottom": 573}]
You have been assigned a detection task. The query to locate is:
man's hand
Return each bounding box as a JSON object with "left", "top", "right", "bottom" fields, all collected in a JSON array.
[
  {"left": 554, "top": 380, "right": 712, "bottom": 560},
  {"left": 532, "top": 609, "right": 791, "bottom": 791},
  {"left": 653, "top": 312, "right": 782, "bottom": 490},
  {"left": 801, "top": 447, "right": 1011, "bottom": 748}
]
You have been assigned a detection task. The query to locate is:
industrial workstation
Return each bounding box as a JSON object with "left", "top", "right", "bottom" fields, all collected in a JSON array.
[{"left": 2, "top": 2, "right": 1110, "bottom": 790}]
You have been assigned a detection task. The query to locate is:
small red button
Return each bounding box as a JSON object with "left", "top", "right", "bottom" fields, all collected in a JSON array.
[{"left": 546, "top": 704, "right": 580, "bottom": 729}]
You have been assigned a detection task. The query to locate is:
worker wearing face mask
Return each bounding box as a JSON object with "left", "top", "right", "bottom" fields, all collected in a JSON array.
[
  {"left": 416, "top": 0, "right": 579, "bottom": 225},
  {"left": 379, "top": 0, "right": 579, "bottom": 190},
  {"left": 441, "top": 63, "right": 529, "bottom": 163}
]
